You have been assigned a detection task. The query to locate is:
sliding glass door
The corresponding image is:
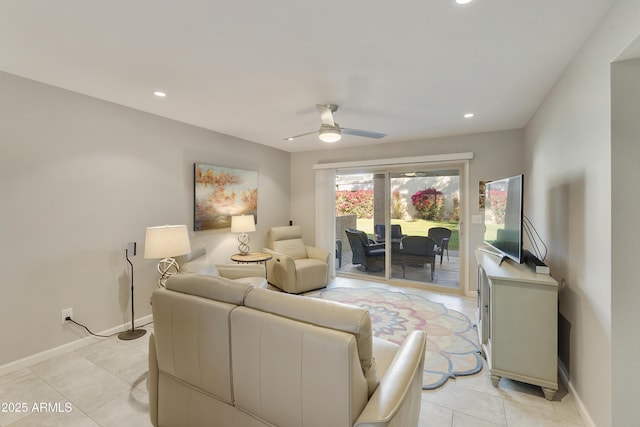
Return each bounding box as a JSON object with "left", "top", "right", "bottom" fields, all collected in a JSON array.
[
  {"left": 387, "top": 168, "right": 460, "bottom": 288},
  {"left": 335, "top": 165, "right": 462, "bottom": 290},
  {"left": 335, "top": 172, "right": 386, "bottom": 278}
]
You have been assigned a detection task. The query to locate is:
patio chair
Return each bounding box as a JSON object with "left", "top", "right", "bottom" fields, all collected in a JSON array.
[
  {"left": 374, "top": 224, "right": 407, "bottom": 243},
  {"left": 399, "top": 235, "right": 437, "bottom": 280},
  {"left": 428, "top": 227, "right": 452, "bottom": 264},
  {"left": 345, "top": 228, "right": 385, "bottom": 272}
]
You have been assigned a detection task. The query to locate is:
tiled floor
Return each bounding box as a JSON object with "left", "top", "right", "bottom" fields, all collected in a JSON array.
[{"left": 0, "top": 276, "right": 584, "bottom": 427}]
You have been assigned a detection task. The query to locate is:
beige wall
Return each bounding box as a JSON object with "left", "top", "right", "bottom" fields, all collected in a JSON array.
[
  {"left": 611, "top": 56, "right": 640, "bottom": 426},
  {"left": 0, "top": 71, "right": 290, "bottom": 367},
  {"left": 523, "top": 0, "right": 640, "bottom": 425},
  {"left": 290, "top": 129, "right": 524, "bottom": 292}
]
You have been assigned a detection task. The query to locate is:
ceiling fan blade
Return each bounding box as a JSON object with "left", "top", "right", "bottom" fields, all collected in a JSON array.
[
  {"left": 282, "top": 130, "right": 318, "bottom": 140},
  {"left": 316, "top": 104, "right": 336, "bottom": 127},
  {"left": 342, "top": 128, "right": 387, "bottom": 139}
]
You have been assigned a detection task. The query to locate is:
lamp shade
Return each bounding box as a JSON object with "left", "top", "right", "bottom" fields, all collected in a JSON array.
[
  {"left": 144, "top": 225, "right": 192, "bottom": 259},
  {"left": 231, "top": 215, "right": 256, "bottom": 233}
]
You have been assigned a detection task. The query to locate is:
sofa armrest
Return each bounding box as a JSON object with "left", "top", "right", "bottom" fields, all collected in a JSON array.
[
  {"left": 354, "top": 331, "right": 426, "bottom": 427},
  {"left": 216, "top": 263, "right": 264, "bottom": 279},
  {"left": 306, "top": 245, "right": 331, "bottom": 263},
  {"left": 263, "top": 248, "right": 297, "bottom": 290},
  {"left": 148, "top": 333, "right": 159, "bottom": 427}
]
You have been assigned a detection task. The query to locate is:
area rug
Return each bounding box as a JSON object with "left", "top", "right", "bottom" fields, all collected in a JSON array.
[{"left": 306, "top": 287, "right": 482, "bottom": 390}]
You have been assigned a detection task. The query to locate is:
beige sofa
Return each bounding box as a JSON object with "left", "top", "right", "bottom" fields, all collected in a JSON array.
[{"left": 149, "top": 274, "right": 426, "bottom": 427}]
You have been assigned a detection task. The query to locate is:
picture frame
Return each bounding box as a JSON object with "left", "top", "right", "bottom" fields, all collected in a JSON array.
[
  {"left": 479, "top": 180, "right": 489, "bottom": 209},
  {"left": 194, "top": 163, "right": 258, "bottom": 231}
]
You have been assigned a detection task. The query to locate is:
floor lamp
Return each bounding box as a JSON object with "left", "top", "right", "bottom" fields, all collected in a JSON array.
[
  {"left": 144, "top": 224, "right": 192, "bottom": 287},
  {"left": 118, "top": 242, "right": 147, "bottom": 340}
]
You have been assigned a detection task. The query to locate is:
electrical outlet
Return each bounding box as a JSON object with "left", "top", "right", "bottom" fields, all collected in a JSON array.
[{"left": 61, "top": 308, "right": 73, "bottom": 324}]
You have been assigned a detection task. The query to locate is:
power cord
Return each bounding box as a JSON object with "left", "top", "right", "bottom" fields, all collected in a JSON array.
[
  {"left": 523, "top": 215, "right": 548, "bottom": 261},
  {"left": 65, "top": 316, "right": 153, "bottom": 338}
]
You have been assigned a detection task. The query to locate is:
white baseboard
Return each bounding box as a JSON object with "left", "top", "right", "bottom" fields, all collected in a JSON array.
[
  {"left": 0, "top": 315, "right": 153, "bottom": 378},
  {"left": 558, "top": 359, "right": 596, "bottom": 427}
]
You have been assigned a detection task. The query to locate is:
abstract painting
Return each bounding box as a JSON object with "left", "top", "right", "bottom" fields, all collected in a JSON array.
[{"left": 194, "top": 163, "right": 258, "bottom": 231}]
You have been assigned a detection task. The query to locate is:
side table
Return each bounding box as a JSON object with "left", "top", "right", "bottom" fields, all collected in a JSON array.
[{"left": 230, "top": 252, "right": 273, "bottom": 279}]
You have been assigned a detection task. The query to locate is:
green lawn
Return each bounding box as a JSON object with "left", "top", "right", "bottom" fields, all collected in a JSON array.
[{"left": 355, "top": 218, "right": 460, "bottom": 250}]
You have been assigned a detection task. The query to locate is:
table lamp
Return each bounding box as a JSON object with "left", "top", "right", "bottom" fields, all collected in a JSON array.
[
  {"left": 144, "top": 224, "right": 192, "bottom": 287},
  {"left": 231, "top": 215, "right": 255, "bottom": 255}
]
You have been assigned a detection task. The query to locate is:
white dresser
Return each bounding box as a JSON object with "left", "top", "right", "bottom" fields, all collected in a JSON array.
[{"left": 476, "top": 248, "right": 558, "bottom": 400}]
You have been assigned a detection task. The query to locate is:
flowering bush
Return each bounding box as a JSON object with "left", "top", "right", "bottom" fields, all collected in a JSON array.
[
  {"left": 411, "top": 188, "right": 444, "bottom": 220},
  {"left": 486, "top": 189, "right": 507, "bottom": 224},
  {"left": 335, "top": 190, "right": 374, "bottom": 219}
]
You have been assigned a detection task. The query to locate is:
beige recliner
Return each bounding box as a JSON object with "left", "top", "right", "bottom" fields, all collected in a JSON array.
[
  {"left": 148, "top": 273, "right": 427, "bottom": 427},
  {"left": 263, "top": 225, "right": 330, "bottom": 293}
]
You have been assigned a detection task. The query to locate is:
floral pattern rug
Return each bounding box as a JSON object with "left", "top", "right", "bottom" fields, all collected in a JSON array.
[{"left": 307, "top": 287, "right": 482, "bottom": 389}]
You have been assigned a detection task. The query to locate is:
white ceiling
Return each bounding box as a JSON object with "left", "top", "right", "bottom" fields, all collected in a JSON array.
[{"left": 0, "top": 0, "right": 614, "bottom": 153}]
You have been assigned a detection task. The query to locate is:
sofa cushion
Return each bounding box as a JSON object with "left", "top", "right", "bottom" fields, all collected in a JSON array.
[
  {"left": 244, "top": 288, "right": 379, "bottom": 396},
  {"left": 231, "top": 306, "right": 368, "bottom": 427},
  {"left": 268, "top": 225, "right": 308, "bottom": 260},
  {"left": 269, "top": 225, "right": 303, "bottom": 241},
  {"left": 232, "top": 276, "right": 268, "bottom": 288},
  {"left": 166, "top": 274, "right": 253, "bottom": 305},
  {"left": 151, "top": 289, "right": 236, "bottom": 404},
  {"left": 272, "top": 258, "right": 327, "bottom": 293},
  {"left": 180, "top": 256, "right": 220, "bottom": 277},
  {"left": 371, "top": 336, "right": 400, "bottom": 379},
  {"left": 293, "top": 258, "right": 327, "bottom": 279},
  {"left": 272, "top": 238, "right": 307, "bottom": 260},
  {"left": 216, "top": 263, "right": 264, "bottom": 280}
]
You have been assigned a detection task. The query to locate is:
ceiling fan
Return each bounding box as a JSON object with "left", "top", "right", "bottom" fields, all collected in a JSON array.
[{"left": 284, "top": 104, "right": 387, "bottom": 143}]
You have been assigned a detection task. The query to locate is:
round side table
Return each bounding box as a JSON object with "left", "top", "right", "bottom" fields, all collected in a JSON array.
[{"left": 230, "top": 252, "right": 273, "bottom": 279}]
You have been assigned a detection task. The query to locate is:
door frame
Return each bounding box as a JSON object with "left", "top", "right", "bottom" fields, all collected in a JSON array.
[{"left": 315, "top": 153, "right": 472, "bottom": 295}]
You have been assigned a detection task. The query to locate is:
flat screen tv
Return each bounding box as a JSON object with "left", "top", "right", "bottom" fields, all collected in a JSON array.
[{"left": 483, "top": 174, "right": 524, "bottom": 264}]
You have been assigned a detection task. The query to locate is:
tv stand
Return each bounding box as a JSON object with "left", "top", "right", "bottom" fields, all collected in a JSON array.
[
  {"left": 476, "top": 248, "right": 558, "bottom": 400},
  {"left": 476, "top": 247, "right": 509, "bottom": 265}
]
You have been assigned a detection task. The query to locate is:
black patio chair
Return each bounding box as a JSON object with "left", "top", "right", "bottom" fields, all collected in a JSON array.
[
  {"left": 399, "top": 235, "right": 437, "bottom": 280},
  {"left": 374, "top": 224, "right": 407, "bottom": 242},
  {"left": 345, "top": 228, "right": 385, "bottom": 272},
  {"left": 428, "top": 227, "right": 452, "bottom": 264}
]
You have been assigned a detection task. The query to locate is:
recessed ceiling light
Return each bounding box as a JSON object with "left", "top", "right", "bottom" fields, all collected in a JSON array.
[
  {"left": 464, "top": 113, "right": 475, "bottom": 118},
  {"left": 153, "top": 91, "right": 166, "bottom": 97},
  {"left": 456, "top": 0, "right": 473, "bottom": 4}
]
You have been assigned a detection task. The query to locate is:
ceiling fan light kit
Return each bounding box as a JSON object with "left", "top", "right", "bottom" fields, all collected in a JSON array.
[
  {"left": 318, "top": 125, "right": 341, "bottom": 143},
  {"left": 285, "top": 103, "right": 386, "bottom": 143}
]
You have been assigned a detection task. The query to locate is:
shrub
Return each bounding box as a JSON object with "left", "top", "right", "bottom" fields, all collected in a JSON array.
[
  {"left": 486, "top": 189, "right": 507, "bottom": 224},
  {"left": 411, "top": 188, "right": 444, "bottom": 220},
  {"left": 450, "top": 196, "right": 460, "bottom": 222},
  {"left": 335, "top": 190, "right": 374, "bottom": 219},
  {"left": 391, "top": 191, "right": 407, "bottom": 219}
]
